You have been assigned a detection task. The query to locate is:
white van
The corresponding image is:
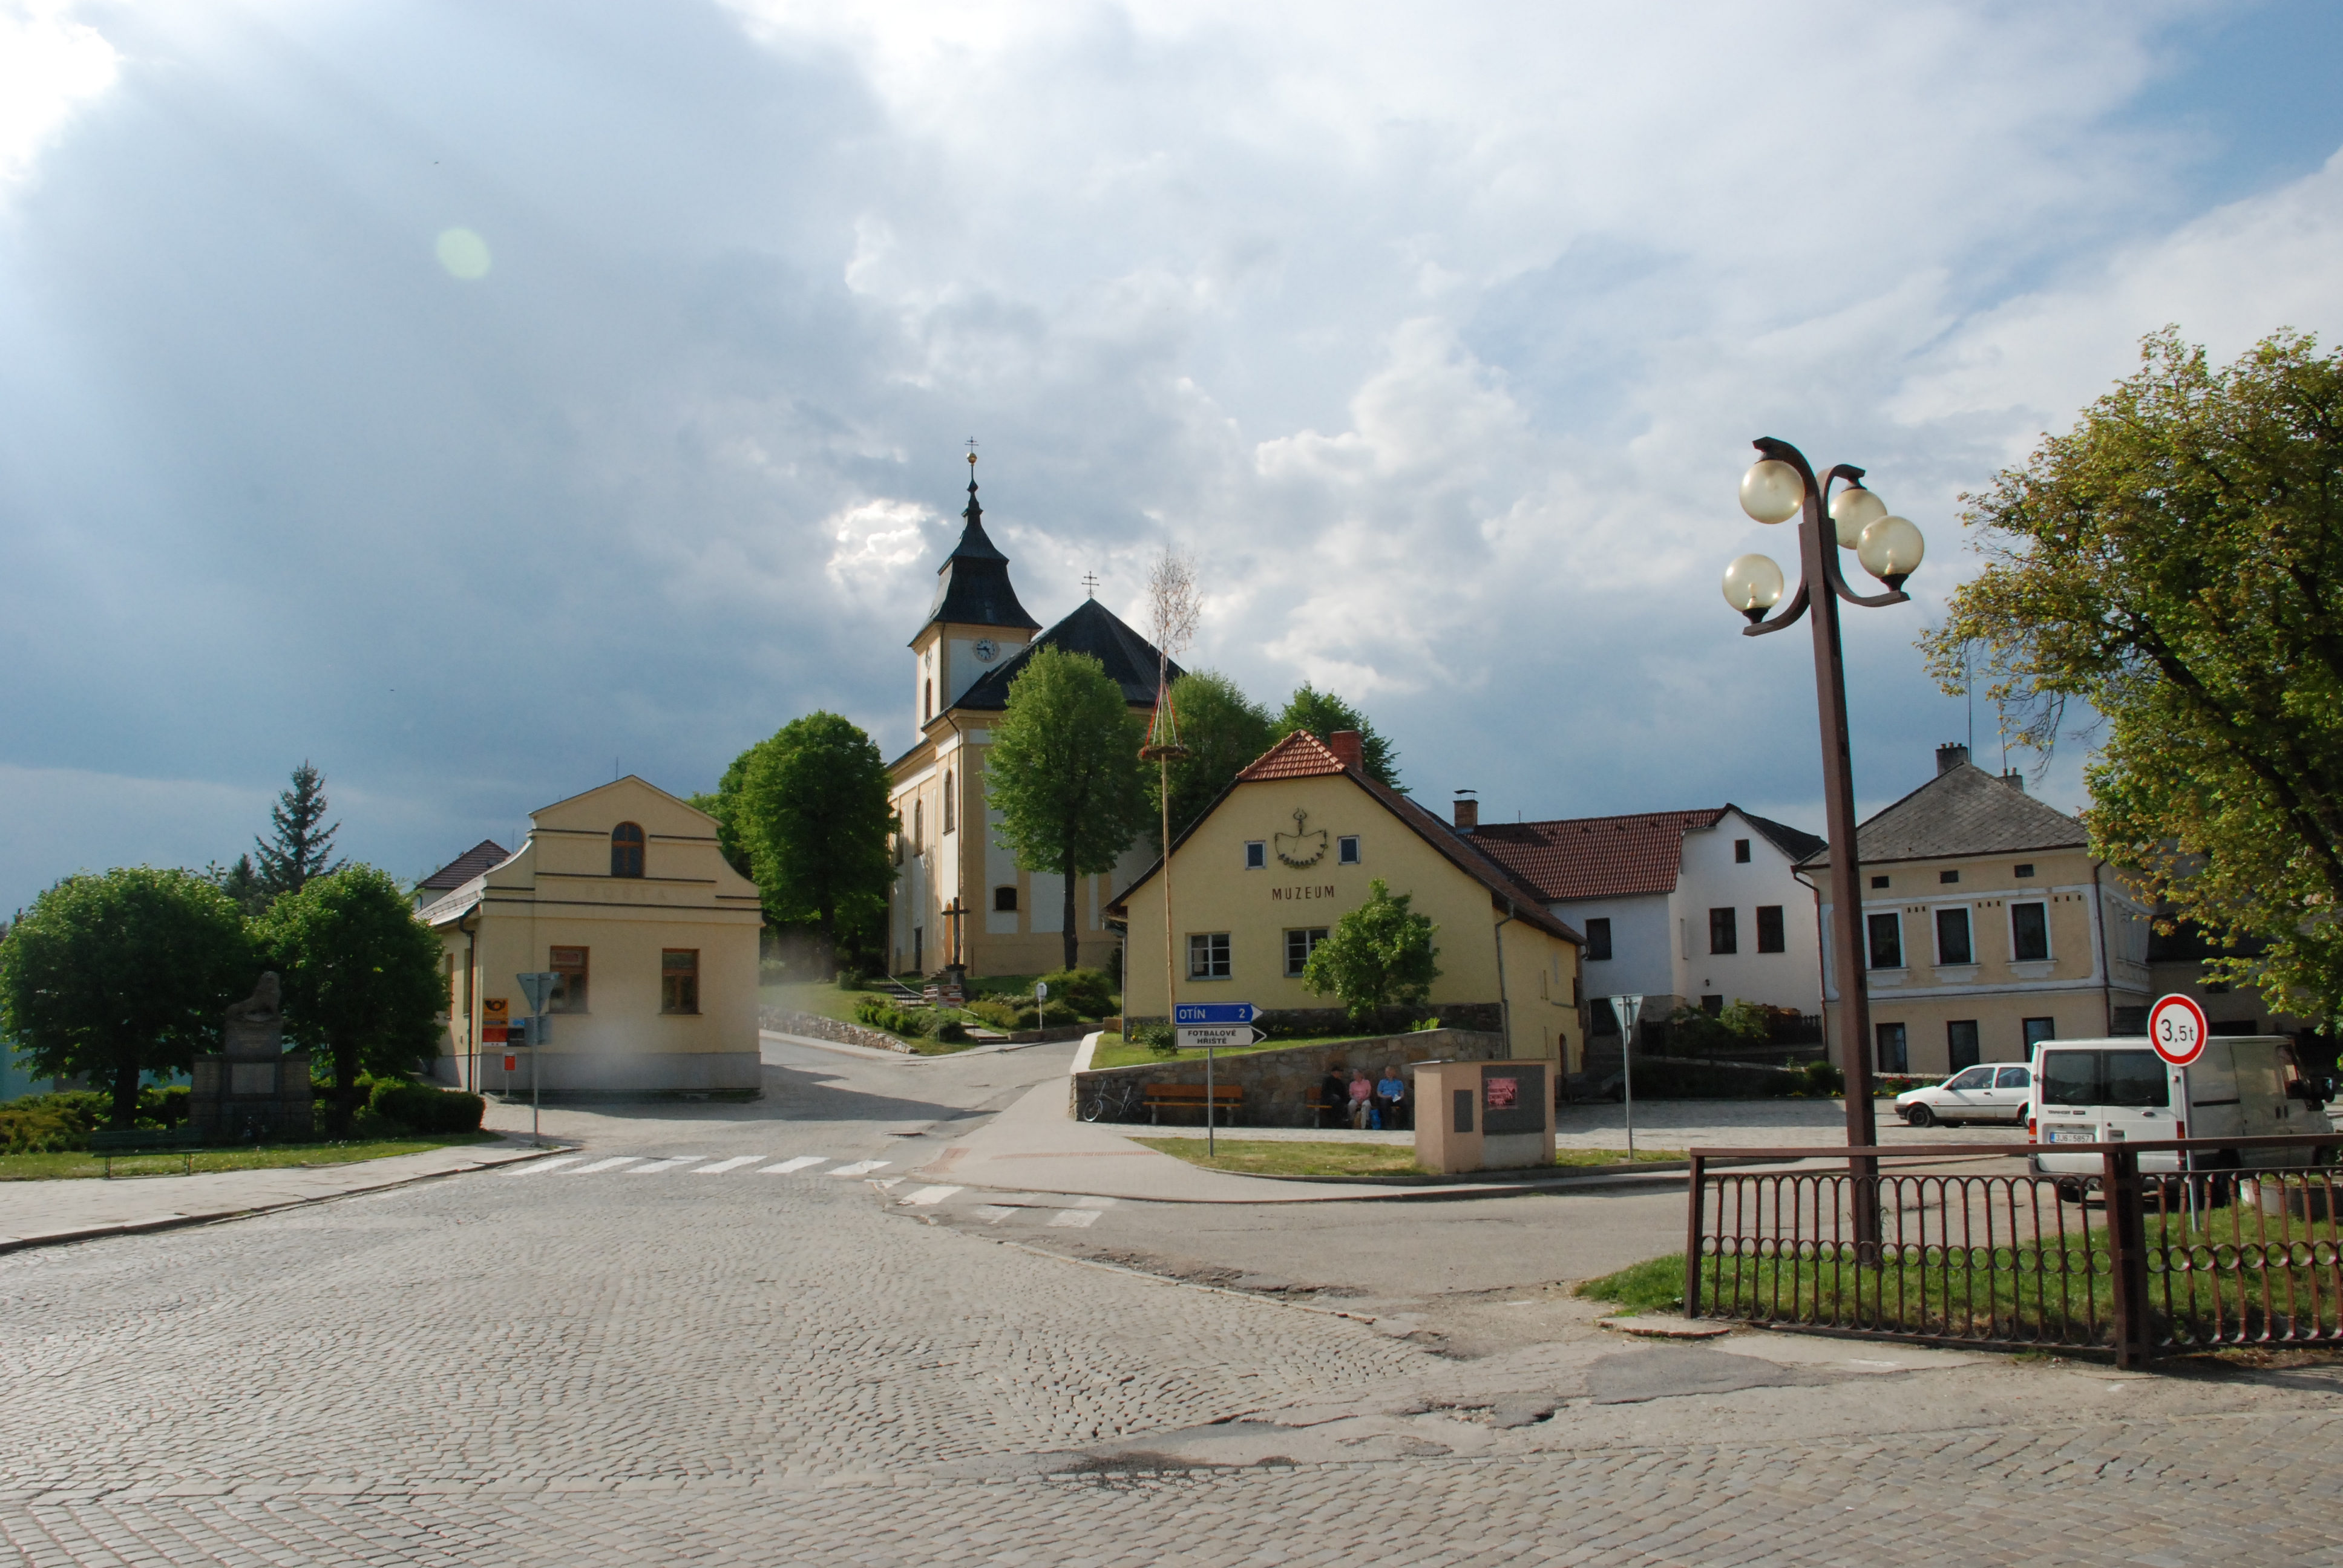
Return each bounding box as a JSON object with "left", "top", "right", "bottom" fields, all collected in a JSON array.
[{"left": 2029, "top": 1035, "right": 2332, "bottom": 1180}]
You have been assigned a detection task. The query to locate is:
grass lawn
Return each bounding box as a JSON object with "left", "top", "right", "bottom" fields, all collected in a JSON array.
[
  {"left": 0, "top": 1131, "right": 501, "bottom": 1183},
  {"left": 1087, "top": 1031, "right": 1372, "bottom": 1072},
  {"left": 1574, "top": 1255, "right": 1691, "bottom": 1315},
  {"left": 759, "top": 981, "right": 902, "bottom": 1027},
  {"left": 1133, "top": 1138, "right": 1688, "bottom": 1179}
]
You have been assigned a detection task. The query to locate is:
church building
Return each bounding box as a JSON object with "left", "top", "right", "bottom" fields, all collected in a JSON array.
[{"left": 886, "top": 459, "right": 1177, "bottom": 979}]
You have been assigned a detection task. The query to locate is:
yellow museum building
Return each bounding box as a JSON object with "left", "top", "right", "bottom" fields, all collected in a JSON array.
[
  {"left": 1112, "top": 730, "right": 1588, "bottom": 1067},
  {"left": 419, "top": 776, "right": 764, "bottom": 1094},
  {"left": 886, "top": 460, "right": 1176, "bottom": 978}
]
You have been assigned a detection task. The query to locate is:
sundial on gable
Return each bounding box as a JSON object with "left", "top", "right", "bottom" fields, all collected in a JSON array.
[{"left": 1275, "top": 808, "right": 1328, "bottom": 868}]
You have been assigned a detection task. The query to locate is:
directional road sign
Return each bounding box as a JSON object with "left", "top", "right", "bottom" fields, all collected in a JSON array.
[
  {"left": 1175, "top": 1002, "right": 1257, "bottom": 1025},
  {"left": 2148, "top": 993, "right": 2209, "bottom": 1067},
  {"left": 1177, "top": 1025, "right": 1266, "bottom": 1051}
]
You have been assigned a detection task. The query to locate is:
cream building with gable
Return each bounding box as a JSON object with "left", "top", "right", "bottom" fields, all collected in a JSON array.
[{"left": 421, "top": 776, "right": 764, "bottom": 1094}]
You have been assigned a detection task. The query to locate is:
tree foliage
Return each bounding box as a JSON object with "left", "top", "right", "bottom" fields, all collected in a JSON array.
[
  {"left": 257, "top": 864, "right": 448, "bottom": 1134},
  {"left": 0, "top": 868, "right": 256, "bottom": 1126},
  {"left": 715, "top": 713, "right": 896, "bottom": 973},
  {"left": 1278, "top": 684, "right": 1403, "bottom": 789},
  {"left": 254, "top": 762, "right": 346, "bottom": 901},
  {"left": 1145, "top": 670, "right": 1277, "bottom": 848},
  {"left": 1302, "top": 878, "right": 1441, "bottom": 1020},
  {"left": 1921, "top": 328, "right": 2343, "bottom": 1023},
  {"left": 985, "top": 647, "right": 1152, "bottom": 971}
]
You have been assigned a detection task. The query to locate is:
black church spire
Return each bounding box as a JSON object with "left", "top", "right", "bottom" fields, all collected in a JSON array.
[{"left": 922, "top": 452, "right": 1040, "bottom": 635}]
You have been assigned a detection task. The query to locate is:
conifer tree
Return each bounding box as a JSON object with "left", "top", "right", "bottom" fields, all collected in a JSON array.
[{"left": 254, "top": 762, "right": 346, "bottom": 901}]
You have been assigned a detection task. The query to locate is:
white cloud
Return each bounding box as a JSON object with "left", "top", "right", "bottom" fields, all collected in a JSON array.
[{"left": 0, "top": 1, "right": 118, "bottom": 194}]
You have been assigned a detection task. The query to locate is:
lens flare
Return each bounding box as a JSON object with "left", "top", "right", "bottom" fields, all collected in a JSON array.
[{"left": 435, "top": 227, "right": 491, "bottom": 279}]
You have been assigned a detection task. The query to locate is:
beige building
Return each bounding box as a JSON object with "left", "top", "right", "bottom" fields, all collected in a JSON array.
[
  {"left": 420, "top": 777, "right": 764, "bottom": 1094},
  {"left": 1804, "top": 745, "right": 2152, "bottom": 1076},
  {"left": 887, "top": 461, "right": 1173, "bottom": 978},
  {"left": 1112, "top": 730, "right": 1587, "bottom": 1067}
]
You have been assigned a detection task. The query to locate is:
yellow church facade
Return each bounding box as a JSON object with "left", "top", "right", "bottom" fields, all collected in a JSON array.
[
  {"left": 1112, "top": 730, "right": 1588, "bottom": 1067},
  {"left": 886, "top": 462, "right": 1171, "bottom": 979},
  {"left": 420, "top": 776, "right": 765, "bottom": 1094}
]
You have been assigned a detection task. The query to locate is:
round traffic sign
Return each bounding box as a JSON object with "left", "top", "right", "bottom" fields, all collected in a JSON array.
[{"left": 2148, "top": 993, "right": 2209, "bottom": 1067}]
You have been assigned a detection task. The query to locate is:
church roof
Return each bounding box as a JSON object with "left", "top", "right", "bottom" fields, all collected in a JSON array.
[
  {"left": 1801, "top": 762, "right": 2088, "bottom": 870},
  {"left": 952, "top": 597, "right": 1179, "bottom": 711},
  {"left": 920, "top": 468, "right": 1041, "bottom": 636}
]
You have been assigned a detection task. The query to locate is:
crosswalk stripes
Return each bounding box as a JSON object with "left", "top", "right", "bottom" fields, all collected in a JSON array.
[
  {"left": 506, "top": 1156, "right": 585, "bottom": 1176},
  {"left": 627, "top": 1157, "right": 704, "bottom": 1174},
  {"left": 561, "top": 1157, "right": 643, "bottom": 1174},
  {"left": 827, "top": 1160, "right": 890, "bottom": 1177},
  {"left": 762, "top": 1156, "right": 828, "bottom": 1174},
  {"left": 899, "top": 1185, "right": 961, "bottom": 1206},
  {"left": 496, "top": 1157, "right": 1121, "bottom": 1228},
  {"left": 692, "top": 1157, "right": 764, "bottom": 1174},
  {"left": 1047, "top": 1209, "right": 1103, "bottom": 1228}
]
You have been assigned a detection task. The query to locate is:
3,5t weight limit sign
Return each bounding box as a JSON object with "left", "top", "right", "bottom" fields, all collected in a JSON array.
[{"left": 2148, "top": 993, "right": 2209, "bottom": 1067}]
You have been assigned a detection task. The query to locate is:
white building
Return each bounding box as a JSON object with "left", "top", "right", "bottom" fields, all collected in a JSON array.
[{"left": 1462, "top": 802, "right": 1826, "bottom": 1022}]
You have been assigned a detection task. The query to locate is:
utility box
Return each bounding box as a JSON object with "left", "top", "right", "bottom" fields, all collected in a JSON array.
[{"left": 1413, "top": 1059, "right": 1553, "bottom": 1174}]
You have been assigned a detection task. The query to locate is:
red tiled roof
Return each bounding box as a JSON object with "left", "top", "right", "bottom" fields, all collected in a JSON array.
[
  {"left": 420, "top": 839, "right": 511, "bottom": 892},
  {"left": 1464, "top": 810, "right": 1727, "bottom": 903},
  {"left": 1234, "top": 730, "right": 1347, "bottom": 782}
]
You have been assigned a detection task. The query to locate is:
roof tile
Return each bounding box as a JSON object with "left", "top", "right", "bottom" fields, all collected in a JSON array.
[
  {"left": 1234, "top": 730, "right": 1347, "bottom": 782},
  {"left": 1466, "top": 810, "right": 1726, "bottom": 902}
]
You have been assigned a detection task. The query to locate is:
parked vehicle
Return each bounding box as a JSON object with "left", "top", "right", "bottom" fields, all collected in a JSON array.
[
  {"left": 2028, "top": 1036, "right": 2332, "bottom": 1188},
  {"left": 1895, "top": 1063, "right": 2031, "bottom": 1127}
]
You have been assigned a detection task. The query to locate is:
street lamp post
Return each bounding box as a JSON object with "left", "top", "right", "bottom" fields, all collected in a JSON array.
[{"left": 1723, "top": 437, "right": 1925, "bottom": 1252}]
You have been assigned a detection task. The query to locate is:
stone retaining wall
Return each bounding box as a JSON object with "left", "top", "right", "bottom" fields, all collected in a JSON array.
[
  {"left": 1120, "top": 1002, "right": 1504, "bottom": 1039},
  {"left": 759, "top": 1009, "right": 911, "bottom": 1054},
  {"left": 1072, "top": 1028, "right": 1516, "bottom": 1128}
]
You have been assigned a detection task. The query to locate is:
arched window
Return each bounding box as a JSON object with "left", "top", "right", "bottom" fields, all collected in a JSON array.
[
  {"left": 943, "top": 771, "right": 955, "bottom": 834},
  {"left": 913, "top": 799, "right": 923, "bottom": 849},
  {"left": 923, "top": 679, "right": 933, "bottom": 721},
  {"left": 611, "top": 822, "right": 645, "bottom": 878}
]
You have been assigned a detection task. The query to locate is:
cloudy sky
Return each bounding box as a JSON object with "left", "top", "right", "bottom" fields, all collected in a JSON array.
[{"left": 4, "top": 0, "right": 2342, "bottom": 911}]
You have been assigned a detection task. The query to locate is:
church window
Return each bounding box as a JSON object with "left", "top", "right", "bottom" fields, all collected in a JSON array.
[
  {"left": 913, "top": 799, "right": 923, "bottom": 848},
  {"left": 943, "top": 773, "right": 955, "bottom": 834},
  {"left": 994, "top": 885, "right": 1018, "bottom": 912},
  {"left": 611, "top": 823, "right": 645, "bottom": 878},
  {"left": 924, "top": 679, "right": 933, "bottom": 721}
]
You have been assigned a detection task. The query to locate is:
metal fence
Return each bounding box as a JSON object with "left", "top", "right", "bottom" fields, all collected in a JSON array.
[{"left": 1686, "top": 1135, "right": 2343, "bottom": 1366}]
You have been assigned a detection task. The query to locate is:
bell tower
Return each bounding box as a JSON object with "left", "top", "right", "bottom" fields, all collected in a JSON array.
[{"left": 911, "top": 452, "right": 1041, "bottom": 732}]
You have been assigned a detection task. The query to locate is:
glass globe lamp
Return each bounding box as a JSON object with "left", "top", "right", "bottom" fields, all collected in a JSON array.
[
  {"left": 1722, "top": 554, "right": 1785, "bottom": 623},
  {"left": 1855, "top": 515, "right": 1924, "bottom": 589},
  {"left": 1828, "top": 485, "right": 1886, "bottom": 549},
  {"left": 1738, "top": 460, "right": 1804, "bottom": 524}
]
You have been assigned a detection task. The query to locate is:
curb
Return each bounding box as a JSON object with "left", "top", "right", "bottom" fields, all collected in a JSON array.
[{"left": 0, "top": 1140, "right": 575, "bottom": 1256}]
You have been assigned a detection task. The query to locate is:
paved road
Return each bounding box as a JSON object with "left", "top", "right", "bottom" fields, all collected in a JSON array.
[{"left": 5, "top": 1038, "right": 2340, "bottom": 1566}]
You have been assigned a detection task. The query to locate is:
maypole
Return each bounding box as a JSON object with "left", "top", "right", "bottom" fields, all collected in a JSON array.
[{"left": 1141, "top": 551, "right": 1200, "bottom": 1062}]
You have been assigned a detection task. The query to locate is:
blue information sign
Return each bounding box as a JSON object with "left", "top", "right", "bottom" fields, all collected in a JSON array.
[{"left": 1175, "top": 1002, "right": 1257, "bottom": 1025}]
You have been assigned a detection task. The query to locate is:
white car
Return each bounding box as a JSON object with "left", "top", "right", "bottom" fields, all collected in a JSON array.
[{"left": 1895, "top": 1063, "right": 2032, "bottom": 1127}]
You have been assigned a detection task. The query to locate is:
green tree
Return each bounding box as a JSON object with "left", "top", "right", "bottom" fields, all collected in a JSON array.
[
  {"left": 729, "top": 713, "right": 896, "bottom": 975},
  {"left": 1146, "top": 670, "right": 1277, "bottom": 847},
  {"left": 254, "top": 762, "right": 346, "bottom": 901},
  {"left": 0, "top": 868, "right": 255, "bottom": 1127},
  {"left": 205, "top": 854, "right": 268, "bottom": 916},
  {"left": 1301, "top": 877, "right": 1441, "bottom": 1021},
  {"left": 1278, "top": 684, "right": 1403, "bottom": 789},
  {"left": 688, "top": 752, "right": 756, "bottom": 883},
  {"left": 258, "top": 864, "right": 447, "bottom": 1134},
  {"left": 985, "top": 647, "right": 1152, "bottom": 971},
  {"left": 1921, "top": 328, "right": 2343, "bottom": 1025}
]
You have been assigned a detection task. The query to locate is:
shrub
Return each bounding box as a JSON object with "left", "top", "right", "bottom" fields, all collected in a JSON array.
[
  {"left": 1797, "top": 1060, "right": 1846, "bottom": 1097},
  {"left": 0, "top": 1089, "right": 111, "bottom": 1153},
  {"left": 1033, "top": 968, "right": 1116, "bottom": 1019},
  {"left": 853, "top": 995, "right": 946, "bottom": 1039},
  {"left": 935, "top": 1019, "right": 969, "bottom": 1044},
  {"left": 969, "top": 996, "right": 1080, "bottom": 1031},
  {"left": 369, "top": 1079, "right": 487, "bottom": 1134}
]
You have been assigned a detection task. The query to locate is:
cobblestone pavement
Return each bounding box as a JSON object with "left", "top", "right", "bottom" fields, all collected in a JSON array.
[{"left": 5, "top": 1049, "right": 2340, "bottom": 1565}]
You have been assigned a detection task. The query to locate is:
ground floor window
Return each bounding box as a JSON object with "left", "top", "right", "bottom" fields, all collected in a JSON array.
[
  {"left": 1947, "top": 1019, "right": 1981, "bottom": 1070},
  {"left": 994, "top": 884, "right": 1018, "bottom": 912},
  {"left": 2023, "top": 1016, "right": 2056, "bottom": 1052},
  {"left": 1876, "top": 1022, "right": 1908, "bottom": 1073},
  {"left": 1284, "top": 927, "right": 1328, "bottom": 976},
  {"left": 1188, "top": 932, "right": 1231, "bottom": 979},
  {"left": 549, "top": 947, "right": 589, "bottom": 1013},
  {"left": 661, "top": 950, "right": 700, "bottom": 1014}
]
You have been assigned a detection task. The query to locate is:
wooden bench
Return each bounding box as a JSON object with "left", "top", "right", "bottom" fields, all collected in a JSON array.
[
  {"left": 1141, "top": 1083, "right": 1244, "bottom": 1125},
  {"left": 87, "top": 1128, "right": 207, "bottom": 1177}
]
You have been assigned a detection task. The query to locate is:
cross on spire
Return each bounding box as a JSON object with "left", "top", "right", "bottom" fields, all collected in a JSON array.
[{"left": 1081, "top": 572, "right": 1099, "bottom": 599}]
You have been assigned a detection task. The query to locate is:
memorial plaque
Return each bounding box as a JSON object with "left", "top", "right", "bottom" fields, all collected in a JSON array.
[
  {"left": 231, "top": 1063, "right": 275, "bottom": 1096},
  {"left": 1482, "top": 1063, "right": 1546, "bottom": 1135}
]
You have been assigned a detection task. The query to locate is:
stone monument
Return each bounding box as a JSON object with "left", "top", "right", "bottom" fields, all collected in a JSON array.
[{"left": 189, "top": 973, "right": 313, "bottom": 1140}]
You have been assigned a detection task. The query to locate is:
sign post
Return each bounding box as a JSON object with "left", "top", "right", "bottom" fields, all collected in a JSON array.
[
  {"left": 516, "top": 972, "right": 561, "bottom": 1147},
  {"left": 1610, "top": 995, "right": 1645, "bottom": 1160},
  {"left": 1034, "top": 979, "right": 1049, "bottom": 1034},
  {"left": 1175, "top": 1003, "right": 1258, "bottom": 1157}
]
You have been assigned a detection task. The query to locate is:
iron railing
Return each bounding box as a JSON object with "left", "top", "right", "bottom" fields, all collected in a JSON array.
[{"left": 1686, "top": 1134, "right": 2343, "bottom": 1366}]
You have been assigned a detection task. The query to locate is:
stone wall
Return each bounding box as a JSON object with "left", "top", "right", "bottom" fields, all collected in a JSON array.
[
  {"left": 1072, "top": 1028, "right": 1515, "bottom": 1128},
  {"left": 1121, "top": 1002, "right": 1503, "bottom": 1039},
  {"left": 759, "top": 1008, "right": 911, "bottom": 1054}
]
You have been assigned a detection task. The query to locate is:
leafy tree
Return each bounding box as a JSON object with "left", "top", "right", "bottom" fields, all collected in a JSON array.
[
  {"left": 1145, "top": 670, "right": 1277, "bottom": 848},
  {"left": 1301, "top": 878, "right": 1441, "bottom": 1021},
  {"left": 729, "top": 713, "right": 897, "bottom": 975},
  {"left": 258, "top": 864, "right": 447, "bottom": 1134},
  {"left": 687, "top": 751, "right": 756, "bottom": 883},
  {"left": 254, "top": 762, "right": 347, "bottom": 901},
  {"left": 1278, "top": 684, "right": 1404, "bottom": 789},
  {"left": 205, "top": 854, "right": 268, "bottom": 917},
  {"left": 1921, "top": 328, "right": 2343, "bottom": 1025},
  {"left": 0, "top": 868, "right": 255, "bottom": 1127},
  {"left": 985, "top": 647, "right": 1152, "bottom": 971}
]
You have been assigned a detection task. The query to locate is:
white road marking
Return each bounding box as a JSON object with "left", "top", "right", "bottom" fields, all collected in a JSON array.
[
  {"left": 563, "top": 1157, "right": 643, "bottom": 1174},
  {"left": 1070, "top": 1195, "right": 1116, "bottom": 1209},
  {"left": 506, "top": 1157, "right": 585, "bottom": 1176},
  {"left": 762, "top": 1157, "right": 829, "bottom": 1174},
  {"left": 828, "top": 1160, "right": 890, "bottom": 1177},
  {"left": 900, "top": 1186, "right": 962, "bottom": 1206},
  {"left": 968, "top": 1205, "right": 1018, "bottom": 1224},
  {"left": 1047, "top": 1209, "right": 1103, "bottom": 1228},
  {"left": 692, "top": 1157, "right": 764, "bottom": 1175},
  {"left": 628, "top": 1157, "right": 706, "bottom": 1174},
  {"left": 873, "top": 1177, "right": 904, "bottom": 1190}
]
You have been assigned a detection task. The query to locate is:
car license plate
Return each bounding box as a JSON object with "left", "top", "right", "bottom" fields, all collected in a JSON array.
[{"left": 2048, "top": 1129, "right": 2095, "bottom": 1144}]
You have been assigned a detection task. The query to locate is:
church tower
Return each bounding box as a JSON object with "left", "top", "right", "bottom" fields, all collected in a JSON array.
[{"left": 909, "top": 454, "right": 1041, "bottom": 735}]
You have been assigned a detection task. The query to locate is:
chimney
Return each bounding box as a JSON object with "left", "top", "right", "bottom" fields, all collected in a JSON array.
[
  {"left": 1936, "top": 743, "right": 1969, "bottom": 776},
  {"left": 1328, "top": 730, "right": 1365, "bottom": 771},
  {"left": 2001, "top": 770, "right": 2025, "bottom": 794},
  {"left": 1452, "top": 792, "right": 1479, "bottom": 829}
]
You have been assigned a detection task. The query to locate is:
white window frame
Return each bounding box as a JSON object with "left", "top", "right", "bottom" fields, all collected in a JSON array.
[
  {"left": 1188, "top": 932, "right": 1232, "bottom": 981},
  {"left": 1933, "top": 904, "right": 1975, "bottom": 967},
  {"left": 1283, "top": 927, "right": 1328, "bottom": 977},
  {"left": 2008, "top": 900, "right": 2053, "bottom": 963},
  {"left": 1337, "top": 835, "right": 1361, "bottom": 864},
  {"left": 1244, "top": 841, "right": 1266, "bottom": 870}
]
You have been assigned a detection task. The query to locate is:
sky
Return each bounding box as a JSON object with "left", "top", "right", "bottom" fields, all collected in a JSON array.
[{"left": 4, "top": 0, "right": 2343, "bottom": 914}]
